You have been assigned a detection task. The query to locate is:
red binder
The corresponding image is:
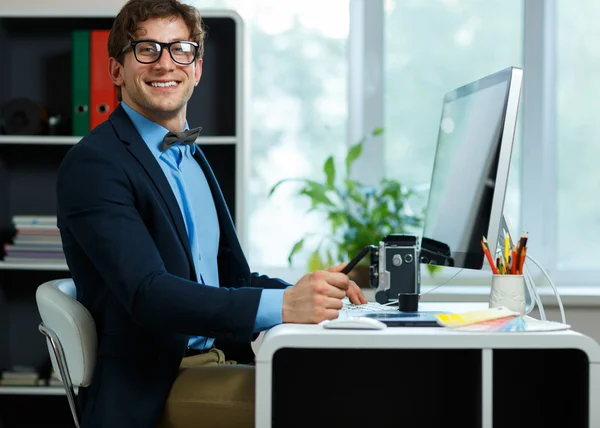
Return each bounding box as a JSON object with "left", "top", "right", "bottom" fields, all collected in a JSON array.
[{"left": 90, "top": 30, "right": 118, "bottom": 129}]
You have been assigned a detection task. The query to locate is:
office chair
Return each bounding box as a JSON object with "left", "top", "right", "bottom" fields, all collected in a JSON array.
[{"left": 35, "top": 279, "right": 97, "bottom": 428}]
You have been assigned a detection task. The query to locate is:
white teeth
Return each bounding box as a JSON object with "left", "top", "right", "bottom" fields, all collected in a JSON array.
[{"left": 150, "top": 81, "right": 178, "bottom": 87}]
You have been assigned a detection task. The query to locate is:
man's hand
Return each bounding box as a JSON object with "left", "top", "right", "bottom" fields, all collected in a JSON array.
[
  {"left": 282, "top": 268, "right": 349, "bottom": 324},
  {"left": 327, "top": 262, "right": 368, "bottom": 305}
]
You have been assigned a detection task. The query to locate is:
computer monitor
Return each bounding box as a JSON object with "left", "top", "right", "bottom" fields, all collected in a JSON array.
[{"left": 419, "top": 66, "right": 523, "bottom": 271}]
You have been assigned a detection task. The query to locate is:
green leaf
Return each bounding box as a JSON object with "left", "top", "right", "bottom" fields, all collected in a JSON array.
[
  {"left": 268, "top": 178, "right": 307, "bottom": 198},
  {"left": 427, "top": 264, "right": 442, "bottom": 277},
  {"left": 323, "top": 156, "right": 335, "bottom": 189},
  {"left": 344, "top": 179, "right": 364, "bottom": 204},
  {"left": 299, "top": 183, "right": 335, "bottom": 208},
  {"left": 308, "top": 249, "right": 325, "bottom": 271},
  {"left": 371, "top": 127, "right": 384, "bottom": 136},
  {"left": 345, "top": 141, "right": 363, "bottom": 176},
  {"left": 287, "top": 238, "right": 304, "bottom": 266},
  {"left": 327, "top": 211, "right": 347, "bottom": 234}
]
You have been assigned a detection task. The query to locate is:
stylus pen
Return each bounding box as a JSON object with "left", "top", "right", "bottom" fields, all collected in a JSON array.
[{"left": 341, "top": 246, "right": 371, "bottom": 275}]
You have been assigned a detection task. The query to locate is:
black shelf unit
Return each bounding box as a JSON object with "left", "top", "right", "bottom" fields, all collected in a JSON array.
[{"left": 0, "top": 12, "right": 242, "bottom": 428}]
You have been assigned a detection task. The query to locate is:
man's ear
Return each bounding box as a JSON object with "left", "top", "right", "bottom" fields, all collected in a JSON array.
[
  {"left": 109, "top": 57, "right": 124, "bottom": 87},
  {"left": 194, "top": 58, "right": 203, "bottom": 87}
]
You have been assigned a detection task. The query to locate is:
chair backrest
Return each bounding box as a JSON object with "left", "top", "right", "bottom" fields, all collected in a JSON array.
[{"left": 35, "top": 279, "right": 97, "bottom": 387}]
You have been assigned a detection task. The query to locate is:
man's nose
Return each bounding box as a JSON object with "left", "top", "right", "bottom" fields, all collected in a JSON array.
[{"left": 155, "top": 48, "right": 175, "bottom": 69}]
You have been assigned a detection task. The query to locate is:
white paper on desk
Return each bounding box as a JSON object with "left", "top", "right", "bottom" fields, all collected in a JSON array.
[{"left": 454, "top": 315, "right": 570, "bottom": 332}]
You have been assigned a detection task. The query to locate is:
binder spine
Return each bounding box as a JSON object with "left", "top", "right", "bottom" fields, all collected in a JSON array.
[{"left": 72, "top": 30, "right": 90, "bottom": 136}]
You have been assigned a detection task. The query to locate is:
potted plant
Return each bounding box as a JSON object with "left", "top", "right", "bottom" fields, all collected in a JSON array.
[{"left": 268, "top": 128, "right": 426, "bottom": 287}]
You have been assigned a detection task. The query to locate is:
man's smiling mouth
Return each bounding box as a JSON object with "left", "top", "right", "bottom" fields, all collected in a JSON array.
[{"left": 147, "top": 81, "right": 181, "bottom": 87}]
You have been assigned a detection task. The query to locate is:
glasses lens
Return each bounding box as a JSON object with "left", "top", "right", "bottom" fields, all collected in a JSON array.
[
  {"left": 134, "top": 41, "right": 161, "bottom": 63},
  {"left": 169, "top": 42, "right": 196, "bottom": 64}
]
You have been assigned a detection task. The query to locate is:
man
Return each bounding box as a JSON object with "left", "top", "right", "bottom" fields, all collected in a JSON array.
[{"left": 56, "top": 1, "right": 367, "bottom": 427}]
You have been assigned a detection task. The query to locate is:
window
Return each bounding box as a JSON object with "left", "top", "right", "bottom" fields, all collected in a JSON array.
[
  {"left": 556, "top": 0, "right": 600, "bottom": 270},
  {"left": 383, "top": 0, "right": 523, "bottom": 229},
  {"left": 193, "top": 1, "right": 349, "bottom": 280},
  {"left": 382, "top": 0, "right": 523, "bottom": 283}
]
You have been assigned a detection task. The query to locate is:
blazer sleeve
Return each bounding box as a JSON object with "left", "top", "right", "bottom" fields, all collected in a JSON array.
[
  {"left": 250, "top": 272, "right": 292, "bottom": 290},
  {"left": 57, "top": 142, "right": 261, "bottom": 343}
]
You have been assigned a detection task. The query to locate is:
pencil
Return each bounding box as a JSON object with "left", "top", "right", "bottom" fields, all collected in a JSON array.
[
  {"left": 481, "top": 240, "right": 499, "bottom": 274},
  {"left": 504, "top": 234, "right": 510, "bottom": 267},
  {"left": 509, "top": 249, "right": 514, "bottom": 274},
  {"left": 515, "top": 242, "right": 523, "bottom": 274},
  {"left": 519, "top": 246, "right": 528, "bottom": 275}
]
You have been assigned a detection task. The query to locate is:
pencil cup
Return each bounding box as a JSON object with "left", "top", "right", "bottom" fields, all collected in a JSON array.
[{"left": 488, "top": 274, "right": 526, "bottom": 315}]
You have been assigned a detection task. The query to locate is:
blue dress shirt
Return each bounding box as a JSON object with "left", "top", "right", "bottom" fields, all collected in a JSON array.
[{"left": 121, "top": 102, "right": 284, "bottom": 349}]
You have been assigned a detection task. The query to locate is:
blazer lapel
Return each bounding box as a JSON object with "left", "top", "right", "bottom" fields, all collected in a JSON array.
[{"left": 108, "top": 106, "right": 195, "bottom": 274}]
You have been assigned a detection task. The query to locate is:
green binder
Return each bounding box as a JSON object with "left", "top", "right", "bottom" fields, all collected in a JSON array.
[{"left": 72, "top": 30, "right": 90, "bottom": 136}]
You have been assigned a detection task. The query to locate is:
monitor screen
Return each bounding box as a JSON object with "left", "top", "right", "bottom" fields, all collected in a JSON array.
[{"left": 420, "top": 67, "right": 523, "bottom": 271}]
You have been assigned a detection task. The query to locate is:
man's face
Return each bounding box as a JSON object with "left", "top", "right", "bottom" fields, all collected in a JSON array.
[{"left": 110, "top": 16, "right": 202, "bottom": 124}]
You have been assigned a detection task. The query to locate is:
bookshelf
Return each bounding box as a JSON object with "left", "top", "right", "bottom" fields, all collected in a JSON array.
[{"left": 0, "top": 6, "right": 248, "bottom": 427}]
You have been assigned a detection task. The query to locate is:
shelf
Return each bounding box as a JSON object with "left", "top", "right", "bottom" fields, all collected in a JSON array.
[
  {"left": 0, "top": 261, "right": 69, "bottom": 271},
  {"left": 0, "top": 386, "right": 68, "bottom": 395},
  {"left": 0, "top": 135, "right": 237, "bottom": 146},
  {"left": 0, "top": 136, "right": 81, "bottom": 145}
]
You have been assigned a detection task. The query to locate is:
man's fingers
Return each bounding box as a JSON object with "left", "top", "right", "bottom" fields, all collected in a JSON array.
[
  {"left": 347, "top": 289, "right": 362, "bottom": 305},
  {"left": 322, "top": 296, "right": 344, "bottom": 310},
  {"left": 347, "top": 281, "right": 368, "bottom": 304},
  {"left": 322, "top": 308, "right": 341, "bottom": 321},
  {"left": 321, "top": 283, "right": 346, "bottom": 299},
  {"left": 320, "top": 271, "right": 349, "bottom": 290},
  {"left": 326, "top": 262, "right": 348, "bottom": 273},
  {"left": 359, "top": 292, "right": 368, "bottom": 304}
]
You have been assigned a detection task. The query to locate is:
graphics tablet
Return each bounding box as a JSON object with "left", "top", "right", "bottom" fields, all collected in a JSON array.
[{"left": 363, "top": 311, "right": 446, "bottom": 327}]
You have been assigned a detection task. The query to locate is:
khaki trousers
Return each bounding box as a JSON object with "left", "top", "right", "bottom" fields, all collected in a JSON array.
[{"left": 159, "top": 348, "right": 255, "bottom": 428}]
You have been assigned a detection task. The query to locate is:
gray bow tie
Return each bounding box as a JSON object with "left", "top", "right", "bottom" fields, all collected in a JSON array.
[{"left": 161, "top": 127, "right": 202, "bottom": 151}]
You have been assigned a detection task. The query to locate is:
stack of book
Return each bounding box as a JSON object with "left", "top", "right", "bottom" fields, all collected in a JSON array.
[
  {"left": 0, "top": 368, "right": 42, "bottom": 386},
  {"left": 3, "top": 215, "right": 65, "bottom": 265}
]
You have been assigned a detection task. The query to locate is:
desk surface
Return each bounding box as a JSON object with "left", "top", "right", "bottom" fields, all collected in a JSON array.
[{"left": 255, "top": 302, "right": 600, "bottom": 364}]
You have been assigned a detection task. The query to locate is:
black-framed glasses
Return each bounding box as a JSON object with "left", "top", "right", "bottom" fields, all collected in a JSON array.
[{"left": 121, "top": 40, "right": 199, "bottom": 65}]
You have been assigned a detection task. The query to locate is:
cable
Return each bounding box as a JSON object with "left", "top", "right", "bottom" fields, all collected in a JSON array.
[
  {"left": 420, "top": 268, "right": 464, "bottom": 296},
  {"left": 525, "top": 254, "right": 566, "bottom": 324},
  {"left": 523, "top": 264, "right": 546, "bottom": 320}
]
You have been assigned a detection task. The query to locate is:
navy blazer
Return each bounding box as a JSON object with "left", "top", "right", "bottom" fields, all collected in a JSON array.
[{"left": 56, "top": 105, "right": 287, "bottom": 428}]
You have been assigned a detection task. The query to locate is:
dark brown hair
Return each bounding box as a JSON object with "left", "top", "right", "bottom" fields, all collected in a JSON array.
[{"left": 108, "top": 0, "right": 206, "bottom": 64}]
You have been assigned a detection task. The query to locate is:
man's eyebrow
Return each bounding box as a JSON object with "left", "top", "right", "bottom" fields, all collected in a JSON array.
[{"left": 135, "top": 37, "right": 190, "bottom": 43}]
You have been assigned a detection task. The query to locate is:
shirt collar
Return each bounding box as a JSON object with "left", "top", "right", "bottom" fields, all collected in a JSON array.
[{"left": 121, "top": 101, "right": 196, "bottom": 160}]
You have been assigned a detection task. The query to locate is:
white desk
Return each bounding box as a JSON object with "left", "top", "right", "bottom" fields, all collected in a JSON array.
[{"left": 255, "top": 303, "right": 600, "bottom": 428}]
